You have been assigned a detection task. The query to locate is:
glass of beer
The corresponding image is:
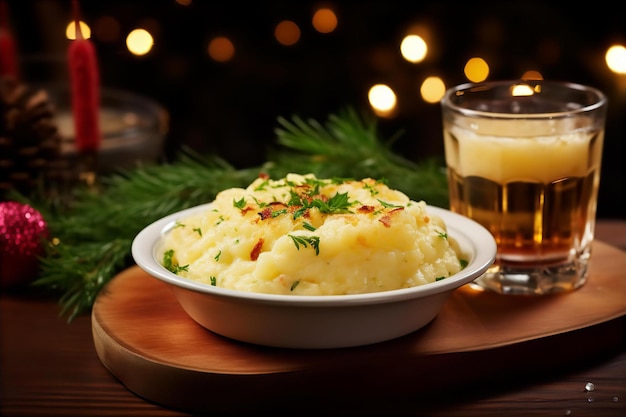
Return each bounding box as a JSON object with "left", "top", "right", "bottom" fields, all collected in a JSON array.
[{"left": 441, "top": 80, "right": 607, "bottom": 294}]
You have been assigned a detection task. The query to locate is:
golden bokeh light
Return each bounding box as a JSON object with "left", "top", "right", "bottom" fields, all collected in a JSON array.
[
  {"left": 521, "top": 70, "right": 544, "bottom": 80},
  {"left": 126, "top": 28, "right": 154, "bottom": 56},
  {"left": 511, "top": 84, "right": 535, "bottom": 96},
  {"left": 400, "top": 34, "right": 427, "bottom": 63},
  {"left": 606, "top": 45, "right": 626, "bottom": 74},
  {"left": 66, "top": 21, "right": 91, "bottom": 40},
  {"left": 275, "top": 20, "right": 301, "bottom": 46},
  {"left": 464, "top": 57, "right": 489, "bottom": 82},
  {"left": 312, "top": 8, "right": 338, "bottom": 34},
  {"left": 208, "top": 36, "right": 235, "bottom": 62},
  {"left": 420, "top": 76, "right": 446, "bottom": 103},
  {"left": 368, "top": 84, "right": 397, "bottom": 117}
]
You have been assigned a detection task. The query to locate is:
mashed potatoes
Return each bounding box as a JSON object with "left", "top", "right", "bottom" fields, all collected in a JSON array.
[{"left": 161, "top": 173, "right": 465, "bottom": 295}]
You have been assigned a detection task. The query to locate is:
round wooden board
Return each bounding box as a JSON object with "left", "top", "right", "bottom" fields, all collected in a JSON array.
[{"left": 92, "top": 241, "right": 625, "bottom": 414}]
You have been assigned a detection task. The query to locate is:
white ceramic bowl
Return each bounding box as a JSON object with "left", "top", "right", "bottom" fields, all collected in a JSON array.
[{"left": 132, "top": 203, "right": 496, "bottom": 349}]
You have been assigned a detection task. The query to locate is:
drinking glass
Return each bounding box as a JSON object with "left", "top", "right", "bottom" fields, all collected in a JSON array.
[{"left": 441, "top": 80, "right": 607, "bottom": 294}]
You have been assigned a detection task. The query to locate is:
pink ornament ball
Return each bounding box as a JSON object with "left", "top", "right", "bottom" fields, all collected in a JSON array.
[{"left": 0, "top": 201, "right": 49, "bottom": 288}]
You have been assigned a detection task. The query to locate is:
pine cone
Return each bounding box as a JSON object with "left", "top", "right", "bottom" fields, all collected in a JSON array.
[{"left": 0, "top": 76, "right": 63, "bottom": 200}]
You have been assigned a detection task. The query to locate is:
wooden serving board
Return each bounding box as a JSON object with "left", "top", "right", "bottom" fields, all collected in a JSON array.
[{"left": 92, "top": 241, "right": 626, "bottom": 414}]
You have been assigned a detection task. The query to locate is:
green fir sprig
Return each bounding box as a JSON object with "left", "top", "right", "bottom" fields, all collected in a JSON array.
[
  {"left": 268, "top": 108, "right": 448, "bottom": 204},
  {"left": 34, "top": 108, "right": 448, "bottom": 321},
  {"left": 35, "top": 153, "right": 260, "bottom": 320}
]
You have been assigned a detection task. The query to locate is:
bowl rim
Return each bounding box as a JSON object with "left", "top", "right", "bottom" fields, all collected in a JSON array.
[{"left": 131, "top": 203, "right": 496, "bottom": 306}]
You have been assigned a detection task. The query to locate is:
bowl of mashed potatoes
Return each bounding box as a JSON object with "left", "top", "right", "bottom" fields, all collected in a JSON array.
[{"left": 132, "top": 173, "right": 496, "bottom": 349}]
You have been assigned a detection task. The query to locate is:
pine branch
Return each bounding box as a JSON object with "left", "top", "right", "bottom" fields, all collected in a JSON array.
[
  {"left": 47, "top": 151, "right": 259, "bottom": 245},
  {"left": 35, "top": 151, "right": 261, "bottom": 321},
  {"left": 273, "top": 108, "right": 400, "bottom": 163},
  {"left": 269, "top": 107, "right": 448, "bottom": 205},
  {"left": 37, "top": 239, "right": 130, "bottom": 319}
]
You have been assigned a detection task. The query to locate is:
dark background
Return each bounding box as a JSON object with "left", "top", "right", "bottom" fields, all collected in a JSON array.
[{"left": 7, "top": 0, "right": 625, "bottom": 218}]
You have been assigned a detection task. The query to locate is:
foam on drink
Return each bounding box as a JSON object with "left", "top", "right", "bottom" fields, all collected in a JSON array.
[{"left": 445, "top": 118, "right": 599, "bottom": 183}]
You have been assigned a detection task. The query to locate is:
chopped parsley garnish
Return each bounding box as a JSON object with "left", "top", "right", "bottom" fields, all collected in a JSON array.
[
  {"left": 460, "top": 259, "right": 468, "bottom": 268},
  {"left": 252, "top": 197, "right": 267, "bottom": 208},
  {"left": 193, "top": 227, "right": 202, "bottom": 237},
  {"left": 162, "top": 249, "right": 189, "bottom": 274},
  {"left": 254, "top": 179, "right": 270, "bottom": 191},
  {"left": 291, "top": 191, "right": 354, "bottom": 220},
  {"left": 303, "top": 177, "right": 323, "bottom": 192},
  {"left": 291, "top": 205, "right": 308, "bottom": 220},
  {"left": 315, "top": 192, "right": 352, "bottom": 213},
  {"left": 271, "top": 209, "right": 287, "bottom": 218},
  {"left": 302, "top": 222, "right": 316, "bottom": 231},
  {"left": 233, "top": 197, "right": 246, "bottom": 210},
  {"left": 214, "top": 250, "right": 221, "bottom": 261},
  {"left": 210, "top": 276, "right": 217, "bottom": 286},
  {"left": 290, "top": 280, "right": 300, "bottom": 291},
  {"left": 288, "top": 234, "right": 320, "bottom": 255},
  {"left": 364, "top": 182, "right": 379, "bottom": 196},
  {"left": 378, "top": 199, "right": 403, "bottom": 208},
  {"left": 288, "top": 191, "right": 304, "bottom": 207}
]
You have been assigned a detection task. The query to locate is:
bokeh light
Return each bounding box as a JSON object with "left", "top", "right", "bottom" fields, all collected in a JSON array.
[
  {"left": 521, "top": 70, "right": 544, "bottom": 80},
  {"left": 65, "top": 20, "right": 91, "bottom": 40},
  {"left": 400, "top": 34, "right": 427, "bottom": 63},
  {"left": 606, "top": 45, "right": 626, "bottom": 74},
  {"left": 464, "top": 57, "right": 489, "bottom": 82},
  {"left": 368, "top": 84, "right": 397, "bottom": 116},
  {"left": 275, "top": 20, "right": 301, "bottom": 46},
  {"left": 312, "top": 8, "right": 338, "bottom": 34},
  {"left": 126, "top": 28, "right": 154, "bottom": 56},
  {"left": 420, "top": 76, "right": 446, "bottom": 103},
  {"left": 511, "top": 84, "right": 535, "bottom": 96},
  {"left": 208, "top": 36, "right": 235, "bottom": 62}
]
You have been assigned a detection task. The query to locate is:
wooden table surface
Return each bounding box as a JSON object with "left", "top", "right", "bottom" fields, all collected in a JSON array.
[{"left": 1, "top": 220, "right": 625, "bottom": 417}]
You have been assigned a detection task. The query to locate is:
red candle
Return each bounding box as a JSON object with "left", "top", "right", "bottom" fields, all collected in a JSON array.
[
  {"left": 0, "top": 0, "right": 18, "bottom": 79},
  {"left": 68, "top": 0, "right": 100, "bottom": 153}
]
